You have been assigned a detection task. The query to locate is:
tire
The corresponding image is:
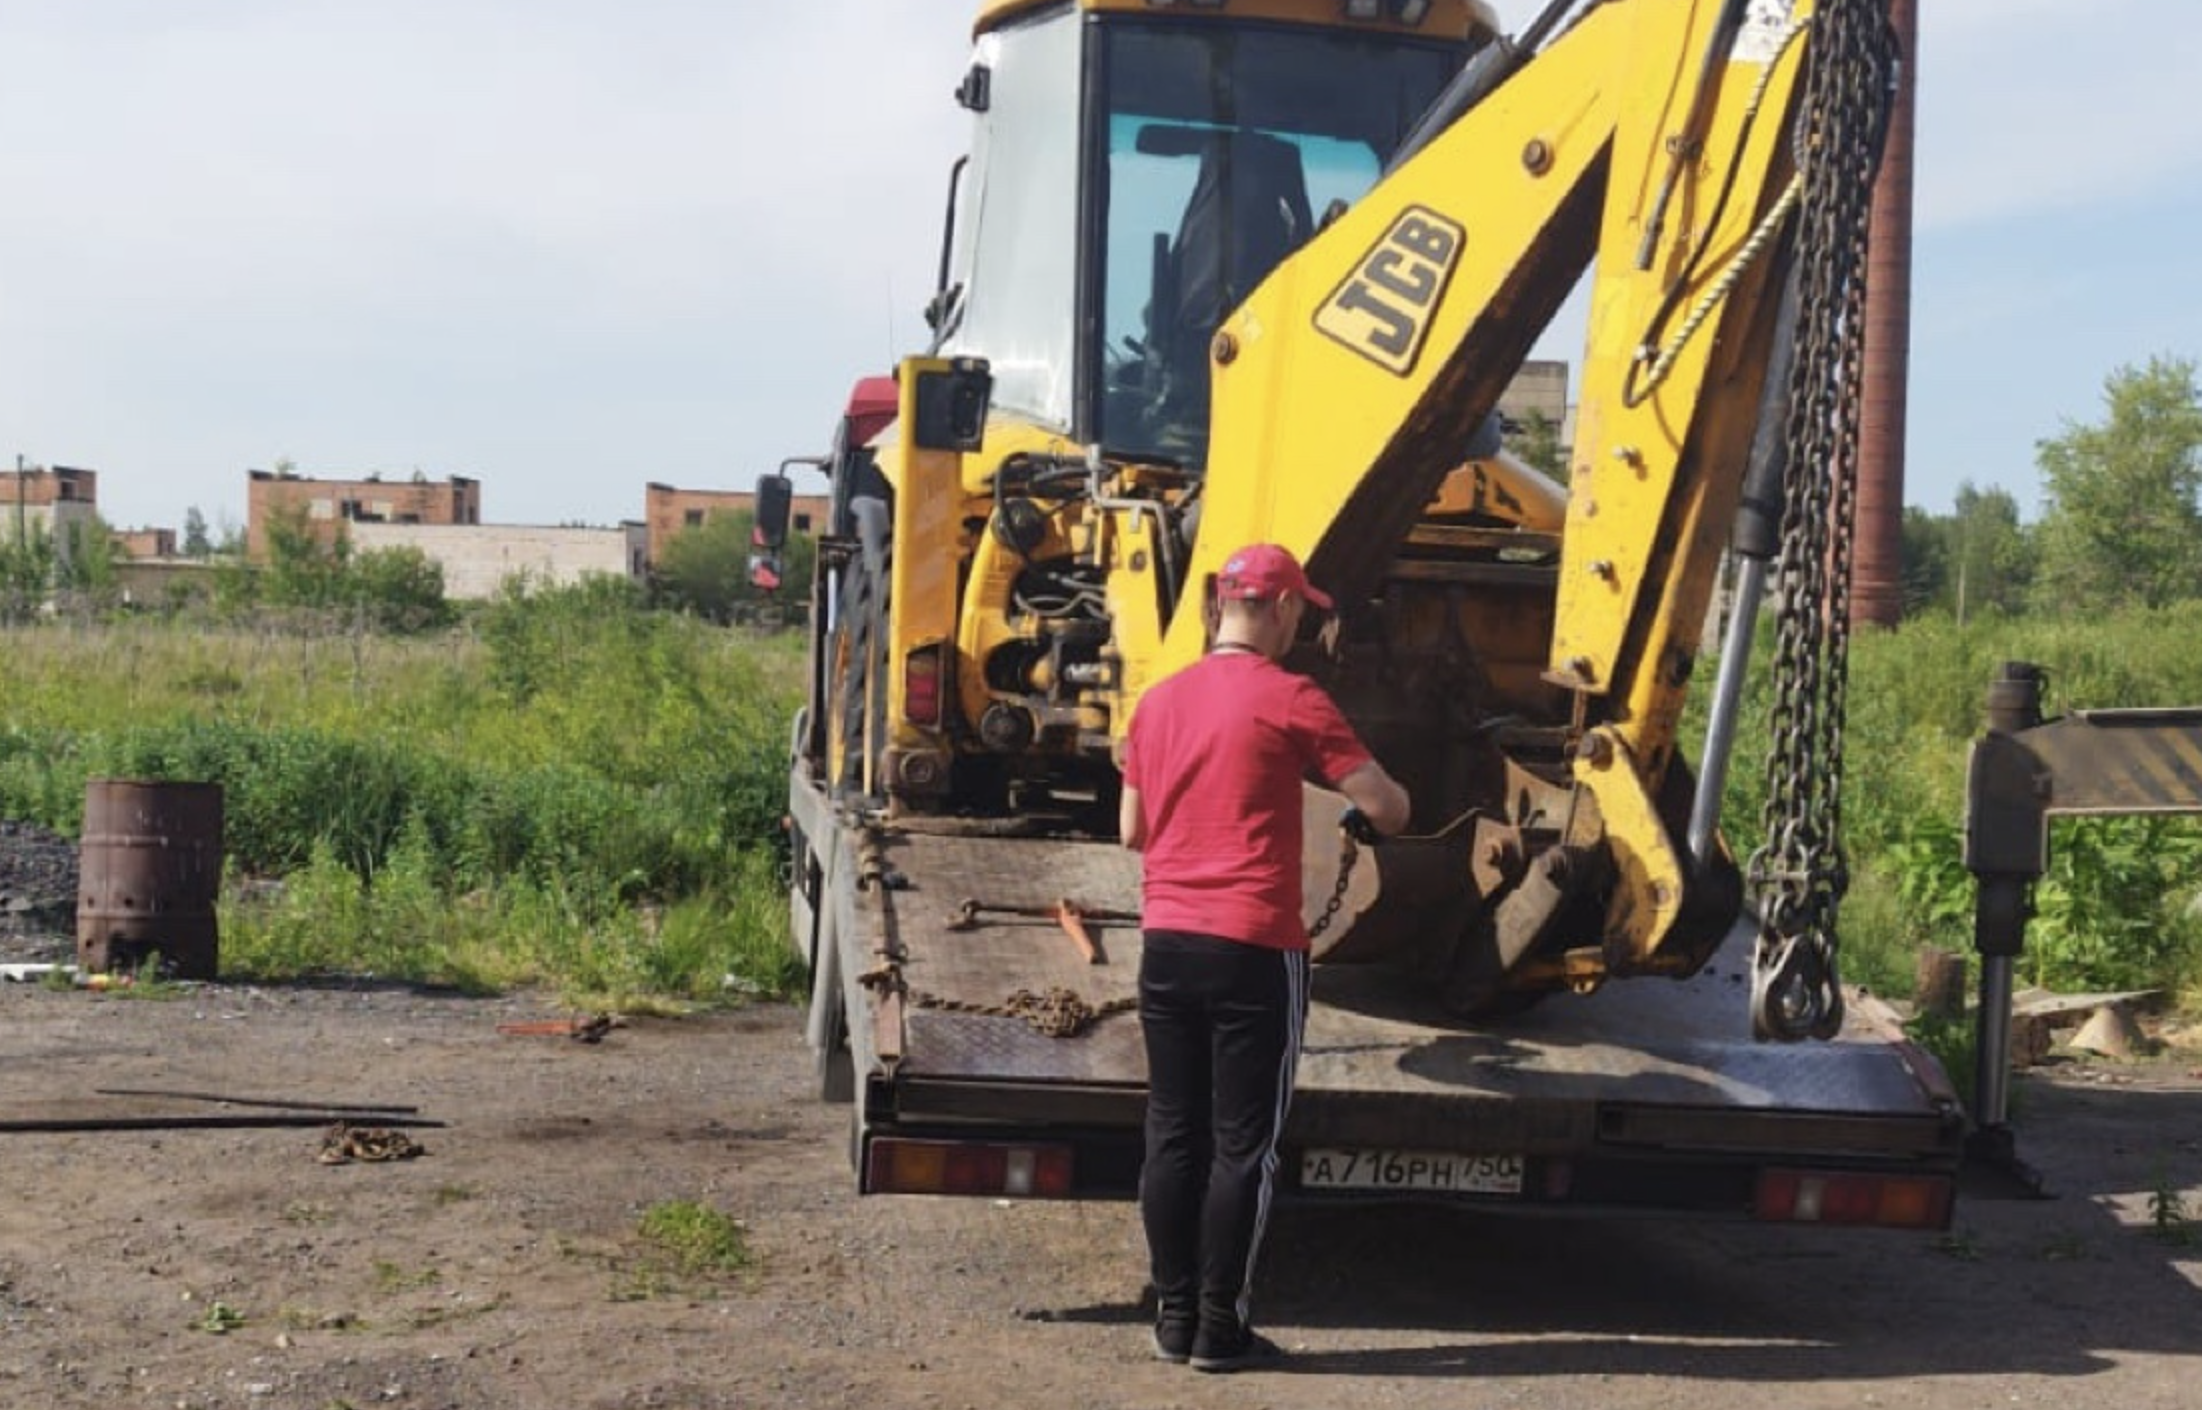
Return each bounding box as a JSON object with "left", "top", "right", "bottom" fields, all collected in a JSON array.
[
  {"left": 806, "top": 862, "right": 855, "bottom": 1106},
  {"left": 815, "top": 1021, "right": 855, "bottom": 1105},
  {"left": 828, "top": 497, "right": 892, "bottom": 799}
]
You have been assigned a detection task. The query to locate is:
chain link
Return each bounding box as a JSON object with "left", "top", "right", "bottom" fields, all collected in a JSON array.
[
  {"left": 1746, "top": 0, "right": 1898, "bottom": 1041},
  {"left": 858, "top": 964, "right": 1140, "bottom": 1039},
  {"left": 1307, "top": 828, "right": 1360, "bottom": 942}
]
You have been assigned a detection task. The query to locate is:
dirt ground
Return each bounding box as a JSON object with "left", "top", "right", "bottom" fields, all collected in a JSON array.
[{"left": 2, "top": 975, "right": 2200, "bottom": 1410}]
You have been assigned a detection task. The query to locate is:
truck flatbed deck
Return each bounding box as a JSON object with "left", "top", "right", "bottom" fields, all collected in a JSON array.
[{"left": 813, "top": 819, "right": 1964, "bottom": 1217}]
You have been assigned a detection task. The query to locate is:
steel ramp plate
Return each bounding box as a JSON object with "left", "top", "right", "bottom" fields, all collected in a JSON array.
[
  {"left": 873, "top": 831, "right": 1145, "bottom": 1085},
  {"left": 1301, "top": 939, "right": 1939, "bottom": 1115}
]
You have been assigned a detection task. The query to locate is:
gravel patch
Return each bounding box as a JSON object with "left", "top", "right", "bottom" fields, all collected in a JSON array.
[{"left": 0, "top": 818, "right": 77, "bottom": 962}]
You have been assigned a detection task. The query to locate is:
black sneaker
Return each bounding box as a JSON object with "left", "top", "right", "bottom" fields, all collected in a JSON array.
[
  {"left": 1151, "top": 1301, "right": 1196, "bottom": 1364},
  {"left": 1189, "top": 1324, "right": 1283, "bottom": 1374}
]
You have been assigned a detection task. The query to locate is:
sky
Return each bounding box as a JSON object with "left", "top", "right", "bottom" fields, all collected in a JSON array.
[{"left": 1, "top": 0, "right": 2196, "bottom": 537}]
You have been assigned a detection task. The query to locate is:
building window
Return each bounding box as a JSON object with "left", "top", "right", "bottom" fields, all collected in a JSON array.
[
  {"left": 794, "top": 514, "right": 812, "bottom": 533},
  {"left": 684, "top": 509, "right": 705, "bottom": 527}
]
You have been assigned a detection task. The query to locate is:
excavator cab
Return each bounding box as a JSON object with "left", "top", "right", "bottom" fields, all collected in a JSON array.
[
  {"left": 934, "top": 2, "right": 1489, "bottom": 473},
  {"left": 1121, "top": 124, "right": 1314, "bottom": 456}
]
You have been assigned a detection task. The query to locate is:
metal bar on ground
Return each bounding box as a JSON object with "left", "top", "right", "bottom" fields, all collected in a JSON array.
[
  {"left": 1, "top": 1114, "right": 445, "bottom": 1134},
  {"left": 93, "top": 1087, "right": 422, "bottom": 1115}
]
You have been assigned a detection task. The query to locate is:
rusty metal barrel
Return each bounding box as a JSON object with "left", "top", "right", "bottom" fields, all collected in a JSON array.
[{"left": 76, "top": 780, "right": 225, "bottom": 979}]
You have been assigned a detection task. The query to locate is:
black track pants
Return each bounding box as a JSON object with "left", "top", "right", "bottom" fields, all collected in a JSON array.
[{"left": 1138, "top": 930, "right": 1309, "bottom": 1330}]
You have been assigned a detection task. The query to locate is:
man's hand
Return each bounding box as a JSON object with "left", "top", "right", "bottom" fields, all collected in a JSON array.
[
  {"left": 1336, "top": 759, "right": 1410, "bottom": 840},
  {"left": 1340, "top": 806, "right": 1384, "bottom": 847}
]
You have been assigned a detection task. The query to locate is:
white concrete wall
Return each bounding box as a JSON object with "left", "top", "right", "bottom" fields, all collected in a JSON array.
[
  {"left": 3, "top": 500, "right": 99, "bottom": 541},
  {"left": 349, "top": 522, "right": 646, "bottom": 600},
  {"left": 2, "top": 501, "right": 102, "bottom": 566}
]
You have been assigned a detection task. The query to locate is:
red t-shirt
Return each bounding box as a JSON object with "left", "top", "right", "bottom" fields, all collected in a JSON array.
[{"left": 1122, "top": 651, "right": 1373, "bottom": 950}]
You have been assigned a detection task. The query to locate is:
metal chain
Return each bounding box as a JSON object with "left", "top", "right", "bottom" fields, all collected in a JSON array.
[
  {"left": 1307, "top": 828, "right": 1360, "bottom": 942},
  {"left": 857, "top": 965, "right": 1139, "bottom": 1039},
  {"left": 1747, "top": 0, "right": 1898, "bottom": 1041}
]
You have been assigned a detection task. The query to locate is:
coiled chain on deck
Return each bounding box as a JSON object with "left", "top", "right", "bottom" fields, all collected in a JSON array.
[
  {"left": 1747, "top": 0, "right": 1900, "bottom": 1041},
  {"left": 857, "top": 965, "right": 1140, "bottom": 1039}
]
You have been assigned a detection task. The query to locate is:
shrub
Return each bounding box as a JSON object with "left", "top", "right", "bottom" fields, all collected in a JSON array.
[{"left": 0, "top": 609, "right": 804, "bottom": 1001}]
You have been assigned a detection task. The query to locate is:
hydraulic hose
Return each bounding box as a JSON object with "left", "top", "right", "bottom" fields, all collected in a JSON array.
[{"left": 1385, "top": 0, "right": 1589, "bottom": 176}]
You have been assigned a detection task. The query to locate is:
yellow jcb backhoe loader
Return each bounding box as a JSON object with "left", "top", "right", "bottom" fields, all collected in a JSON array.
[{"left": 772, "top": 0, "right": 1958, "bottom": 1220}]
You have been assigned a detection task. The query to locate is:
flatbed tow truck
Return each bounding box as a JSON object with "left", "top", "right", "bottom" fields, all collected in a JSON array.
[
  {"left": 772, "top": 0, "right": 1965, "bottom": 1231},
  {"left": 788, "top": 808, "right": 1961, "bottom": 1225}
]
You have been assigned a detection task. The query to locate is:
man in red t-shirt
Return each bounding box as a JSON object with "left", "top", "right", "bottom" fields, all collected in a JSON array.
[{"left": 1119, "top": 542, "right": 1409, "bottom": 1373}]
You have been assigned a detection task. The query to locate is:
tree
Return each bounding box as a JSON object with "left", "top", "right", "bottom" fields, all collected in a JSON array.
[
  {"left": 1898, "top": 505, "right": 1949, "bottom": 615},
  {"left": 262, "top": 503, "right": 350, "bottom": 609},
  {"left": 1943, "top": 483, "right": 2034, "bottom": 620},
  {"left": 1903, "top": 483, "right": 2034, "bottom": 621},
  {"left": 249, "top": 505, "right": 452, "bottom": 632},
  {"left": 655, "top": 509, "right": 816, "bottom": 623},
  {"left": 0, "top": 522, "right": 55, "bottom": 622},
  {"left": 350, "top": 546, "right": 455, "bottom": 634},
  {"left": 54, "top": 514, "right": 120, "bottom": 598},
  {"left": 0, "top": 514, "right": 121, "bottom": 616},
  {"left": 2032, "top": 355, "right": 2202, "bottom": 611},
  {"left": 182, "top": 507, "right": 212, "bottom": 559},
  {"left": 1502, "top": 410, "right": 1569, "bottom": 482}
]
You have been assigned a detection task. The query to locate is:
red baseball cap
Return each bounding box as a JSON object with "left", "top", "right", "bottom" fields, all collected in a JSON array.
[{"left": 1217, "top": 543, "right": 1333, "bottom": 611}]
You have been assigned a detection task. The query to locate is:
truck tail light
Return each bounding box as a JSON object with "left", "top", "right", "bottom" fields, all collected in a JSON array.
[
  {"left": 903, "top": 645, "right": 945, "bottom": 728},
  {"left": 865, "top": 1137, "right": 1076, "bottom": 1198},
  {"left": 1755, "top": 1169, "right": 1954, "bottom": 1230}
]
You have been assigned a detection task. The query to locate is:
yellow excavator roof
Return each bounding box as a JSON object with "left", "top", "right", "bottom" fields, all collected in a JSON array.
[{"left": 975, "top": 0, "right": 1500, "bottom": 43}]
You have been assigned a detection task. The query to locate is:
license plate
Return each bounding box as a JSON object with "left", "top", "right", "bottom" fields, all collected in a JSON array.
[{"left": 1299, "top": 1148, "right": 1525, "bottom": 1195}]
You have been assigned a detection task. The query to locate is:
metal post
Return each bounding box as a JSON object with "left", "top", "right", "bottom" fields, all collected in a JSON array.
[
  {"left": 1969, "top": 878, "right": 2026, "bottom": 1130},
  {"left": 1962, "top": 662, "right": 2047, "bottom": 1193}
]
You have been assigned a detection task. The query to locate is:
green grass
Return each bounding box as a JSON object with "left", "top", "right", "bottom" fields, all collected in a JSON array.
[
  {"left": 603, "top": 1197, "right": 757, "bottom": 1301},
  {"left": 635, "top": 1198, "right": 752, "bottom": 1277},
  {"left": 0, "top": 585, "right": 807, "bottom": 1004},
  {"left": 371, "top": 1260, "right": 442, "bottom": 1293},
  {"left": 9, "top": 589, "right": 2201, "bottom": 1022},
  {"left": 1904, "top": 1012, "right": 1980, "bottom": 1115}
]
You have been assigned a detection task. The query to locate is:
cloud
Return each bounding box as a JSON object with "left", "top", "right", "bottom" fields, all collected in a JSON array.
[
  {"left": 0, "top": 3, "right": 969, "bottom": 313},
  {"left": 0, "top": 0, "right": 980, "bottom": 527}
]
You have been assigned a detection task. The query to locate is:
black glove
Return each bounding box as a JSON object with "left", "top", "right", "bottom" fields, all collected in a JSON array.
[{"left": 1340, "top": 806, "right": 1384, "bottom": 847}]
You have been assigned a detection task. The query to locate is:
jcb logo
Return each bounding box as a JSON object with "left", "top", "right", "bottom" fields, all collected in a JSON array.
[
  {"left": 1312, "top": 204, "right": 1470, "bottom": 374},
  {"left": 1314, "top": 206, "right": 1464, "bottom": 376}
]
